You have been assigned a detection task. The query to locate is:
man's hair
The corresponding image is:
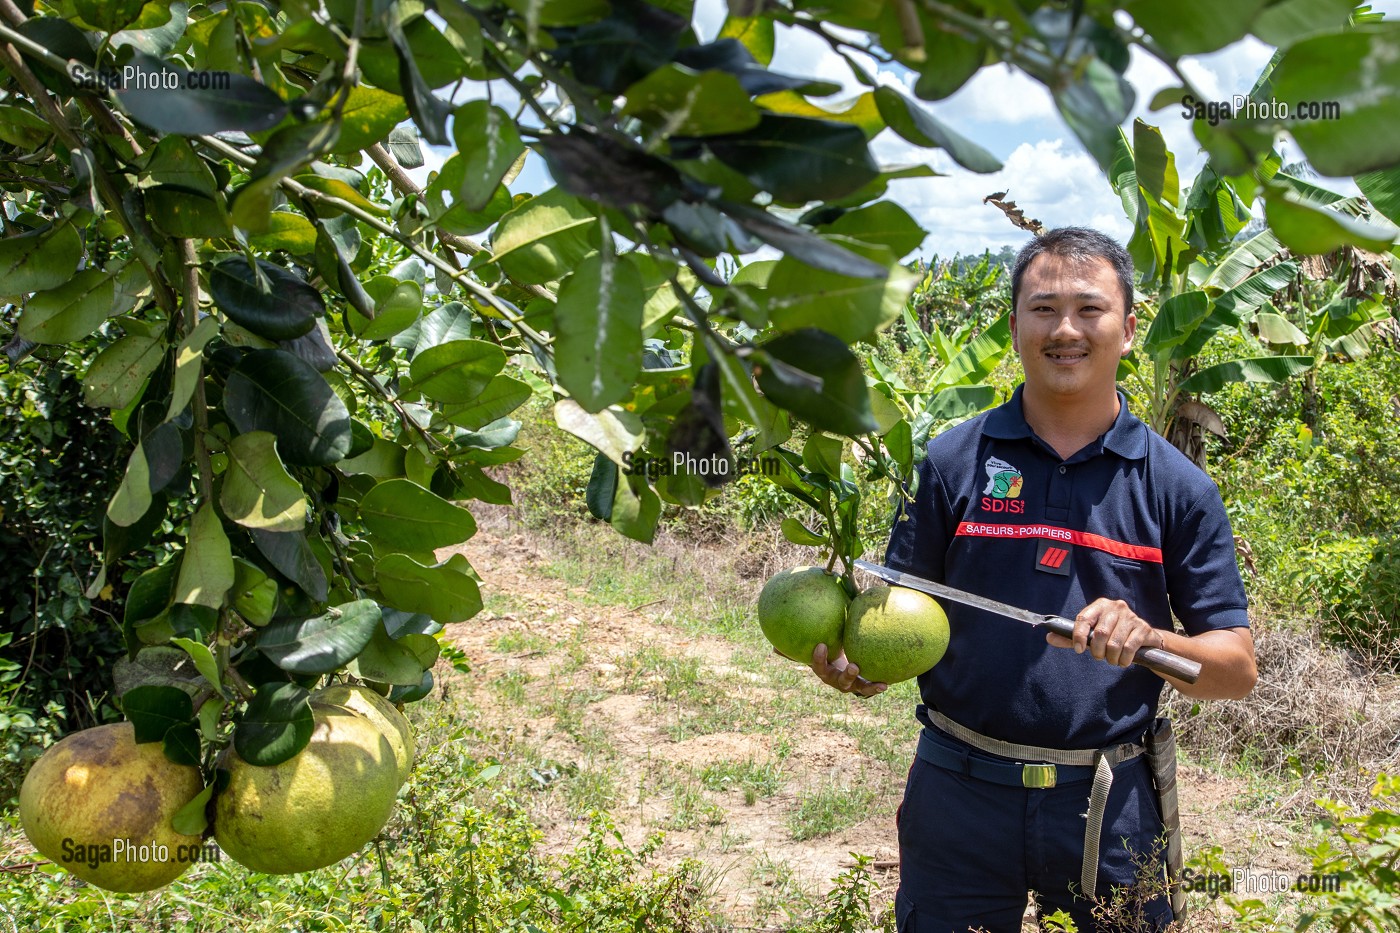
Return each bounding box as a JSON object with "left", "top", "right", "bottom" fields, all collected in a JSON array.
[{"left": 1010, "top": 227, "right": 1135, "bottom": 316}]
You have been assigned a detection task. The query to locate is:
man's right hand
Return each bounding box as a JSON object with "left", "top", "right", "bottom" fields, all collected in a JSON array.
[{"left": 808, "top": 643, "right": 888, "bottom": 698}]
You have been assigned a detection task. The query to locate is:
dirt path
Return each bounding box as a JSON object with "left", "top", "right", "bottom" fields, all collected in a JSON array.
[{"left": 437, "top": 526, "right": 1315, "bottom": 929}]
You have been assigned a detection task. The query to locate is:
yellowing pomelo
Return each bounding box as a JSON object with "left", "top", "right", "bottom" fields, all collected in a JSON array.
[
  {"left": 19, "top": 722, "right": 204, "bottom": 892},
  {"left": 757, "top": 566, "right": 850, "bottom": 663},
  {"left": 313, "top": 683, "right": 415, "bottom": 784},
  {"left": 843, "top": 585, "right": 949, "bottom": 684},
  {"left": 213, "top": 703, "right": 400, "bottom": 874}
]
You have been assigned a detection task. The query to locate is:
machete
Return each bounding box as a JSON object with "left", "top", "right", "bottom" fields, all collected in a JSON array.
[{"left": 853, "top": 560, "right": 1202, "bottom": 684}]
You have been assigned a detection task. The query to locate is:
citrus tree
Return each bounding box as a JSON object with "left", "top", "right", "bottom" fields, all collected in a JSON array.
[{"left": 3, "top": 0, "right": 1400, "bottom": 864}]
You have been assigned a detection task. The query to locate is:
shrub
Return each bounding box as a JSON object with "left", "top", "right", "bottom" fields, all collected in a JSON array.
[{"left": 0, "top": 347, "right": 141, "bottom": 796}]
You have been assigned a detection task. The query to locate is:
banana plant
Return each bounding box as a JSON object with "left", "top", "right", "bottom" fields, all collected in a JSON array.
[{"left": 1113, "top": 120, "right": 1324, "bottom": 467}]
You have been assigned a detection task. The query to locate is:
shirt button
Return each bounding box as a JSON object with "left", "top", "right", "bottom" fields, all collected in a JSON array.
[{"left": 1059, "top": 465, "right": 1067, "bottom": 474}]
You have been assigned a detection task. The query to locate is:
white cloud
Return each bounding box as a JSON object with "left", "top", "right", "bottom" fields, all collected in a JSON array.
[
  {"left": 887, "top": 139, "right": 1131, "bottom": 257},
  {"left": 936, "top": 64, "right": 1058, "bottom": 126}
]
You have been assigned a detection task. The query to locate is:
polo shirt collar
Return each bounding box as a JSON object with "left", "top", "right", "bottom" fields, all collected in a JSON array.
[{"left": 983, "top": 384, "right": 1149, "bottom": 460}]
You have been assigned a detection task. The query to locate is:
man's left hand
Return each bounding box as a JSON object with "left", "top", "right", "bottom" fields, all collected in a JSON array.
[{"left": 1045, "top": 598, "right": 1164, "bottom": 667}]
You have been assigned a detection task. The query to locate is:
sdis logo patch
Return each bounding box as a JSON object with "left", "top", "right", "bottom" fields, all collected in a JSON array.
[{"left": 981, "top": 456, "right": 1024, "bottom": 513}]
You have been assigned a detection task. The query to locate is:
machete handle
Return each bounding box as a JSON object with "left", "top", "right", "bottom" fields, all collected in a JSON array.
[{"left": 1041, "top": 616, "right": 1202, "bottom": 684}]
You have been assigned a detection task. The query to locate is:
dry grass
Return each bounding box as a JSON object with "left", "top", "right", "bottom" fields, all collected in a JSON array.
[{"left": 1165, "top": 624, "right": 1400, "bottom": 803}]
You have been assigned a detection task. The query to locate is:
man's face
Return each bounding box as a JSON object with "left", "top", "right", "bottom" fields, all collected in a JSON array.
[{"left": 1010, "top": 253, "right": 1136, "bottom": 398}]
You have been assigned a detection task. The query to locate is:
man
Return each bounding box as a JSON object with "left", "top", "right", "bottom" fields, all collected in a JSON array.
[{"left": 810, "top": 228, "right": 1258, "bottom": 932}]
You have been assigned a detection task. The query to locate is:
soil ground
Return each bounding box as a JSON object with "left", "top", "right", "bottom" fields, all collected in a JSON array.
[{"left": 432, "top": 522, "right": 1322, "bottom": 930}]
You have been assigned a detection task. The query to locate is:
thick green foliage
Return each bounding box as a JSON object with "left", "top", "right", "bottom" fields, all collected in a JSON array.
[
  {"left": 1212, "top": 348, "right": 1400, "bottom": 649},
  {"left": 0, "top": 348, "right": 138, "bottom": 793}
]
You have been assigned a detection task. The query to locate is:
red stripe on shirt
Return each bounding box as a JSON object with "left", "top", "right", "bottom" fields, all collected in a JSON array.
[{"left": 955, "top": 521, "right": 1163, "bottom": 563}]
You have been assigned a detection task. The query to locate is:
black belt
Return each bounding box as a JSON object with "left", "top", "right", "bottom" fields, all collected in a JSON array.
[{"left": 917, "top": 727, "right": 1100, "bottom": 788}]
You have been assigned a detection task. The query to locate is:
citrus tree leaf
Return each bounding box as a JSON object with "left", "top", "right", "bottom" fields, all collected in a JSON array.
[
  {"left": 694, "top": 114, "right": 879, "bottom": 204},
  {"left": 145, "top": 186, "right": 232, "bottom": 238},
  {"left": 121, "top": 684, "right": 194, "bottom": 744},
  {"left": 0, "top": 222, "right": 81, "bottom": 299},
  {"left": 719, "top": 13, "right": 774, "bottom": 64},
  {"left": 107, "top": 441, "right": 152, "bottom": 527},
  {"left": 249, "top": 528, "right": 328, "bottom": 602},
  {"left": 451, "top": 100, "right": 526, "bottom": 211},
  {"left": 767, "top": 248, "right": 918, "bottom": 344},
  {"left": 1263, "top": 189, "right": 1396, "bottom": 254},
  {"left": 84, "top": 332, "right": 165, "bottom": 409},
  {"left": 610, "top": 474, "right": 661, "bottom": 544},
  {"left": 554, "top": 253, "right": 645, "bottom": 412},
  {"left": 209, "top": 259, "right": 323, "bottom": 341},
  {"left": 230, "top": 557, "right": 278, "bottom": 626},
  {"left": 17, "top": 268, "right": 115, "bottom": 345},
  {"left": 409, "top": 338, "right": 507, "bottom": 403},
  {"left": 73, "top": 0, "right": 145, "bottom": 32},
  {"left": 873, "top": 87, "right": 1001, "bottom": 173},
  {"left": 1270, "top": 26, "right": 1400, "bottom": 176},
  {"left": 247, "top": 212, "right": 318, "bottom": 253},
  {"left": 171, "top": 784, "right": 214, "bottom": 836},
  {"left": 722, "top": 203, "right": 888, "bottom": 278},
  {"left": 490, "top": 188, "right": 600, "bottom": 284},
  {"left": 162, "top": 723, "right": 201, "bottom": 766},
  {"left": 1053, "top": 58, "right": 1136, "bottom": 172},
  {"left": 553, "top": 399, "right": 644, "bottom": 467},
  {"left": 170, "top": 637, "right": 224, "bottom": 698},
  {"left": 375, "top": 553, "right": 482, "bottom": 626},
  {"left": 354, "top": 276, "right": 423, "bottom": 340},
  {"left": 110, "top": 0, "right": 188, "bottom": 55},
  {"left": 392, "top": 300, "right": 474, "bottom": 358},
  {"left": 822, "top": 201, "right": 927, "bottom": 257},
  {"left": 223, "top": 349, "right": 353, "bottom": 466},
  {"left": 359, "top": 478, "right": 477, "bottom": 551},
  {"left": 221, "top": 431, "right": 307, "bottom": 532},
  {"left": 331, "top": 85, "right": 409, "bottom": 153},
  {"left": 116, "top": 52, "right": 287, "bottom": 135},
  {"left": 621, "top": 65, "right": 761, "bottom": 137},
  {"left": 586, "top": 453, "right": 617, "bottom": 520},
  {"left": 173, "top": 503, "right": 234, "bottom": 610},
  {"left": 257, "top": 599, "right": 382, "bottom": 674},
  {"left": 753, "top": 328, "right": 877, "bottom": 437},
  {"left": 166, "top": 314, "right": 220, "bottom": 421},
  {"left": 753, "top": 90, "right": 883, "bottom": 138},
  {"left": 780, "top": 516, "right": 827, "bottom": 546},
  {"left": 1123, "top": 0, "right": 1267, "bottom": 56},
  {"left": 442, "top": 375, "right": 534, "bottom": 430},
  {"left": 234, "top": 682, "right": 314, "bottom": 766}
]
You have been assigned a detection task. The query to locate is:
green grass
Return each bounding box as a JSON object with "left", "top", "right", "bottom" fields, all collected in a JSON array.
[
  {"left": 700, "top": 758, "right": 785, "bottom": 805},
  {"left": 0, "top": 711, "right": 709, "bottom": 933},
  {"left": 787, "top": 782, "right": 880, "bottom": 842},
  {"left": 493, "top": 629, "right": 552, "bottom": 654}
]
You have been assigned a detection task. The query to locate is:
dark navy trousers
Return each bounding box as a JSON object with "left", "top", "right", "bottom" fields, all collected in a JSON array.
[{"left": 895, "top": 727, "right": 1174, "bottom": 933}]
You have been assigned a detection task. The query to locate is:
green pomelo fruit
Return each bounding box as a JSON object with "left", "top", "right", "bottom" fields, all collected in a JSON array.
[
  {"left": 757, "top": 566, "right": 850, "bottom": 663},
  {"left": 214, "top": 703, "right": 401, "bottom": 874},
  {"left": 19, "top": 722, "right": 205, "bottom": 892},
  {"left": 313, "top": 683, "right": 415, "bottom": 784},
  {"left": 843, "top": 584, "right": 950, "bottom": 684}
]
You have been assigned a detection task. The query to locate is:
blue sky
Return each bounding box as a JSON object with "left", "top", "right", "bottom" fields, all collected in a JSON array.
[{"left": 413, "top": 1, "right": 1400, "bottom": 260}]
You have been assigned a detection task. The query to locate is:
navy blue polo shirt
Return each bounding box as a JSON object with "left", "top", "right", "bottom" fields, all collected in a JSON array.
[{"left": 885, "top": 383, "right": 1249, "bottom": 749}]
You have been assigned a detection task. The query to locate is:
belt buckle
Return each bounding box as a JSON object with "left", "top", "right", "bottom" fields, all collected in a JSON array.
[{"left": 1021, "top": 763, "right": 1056, "bottom": 788}]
